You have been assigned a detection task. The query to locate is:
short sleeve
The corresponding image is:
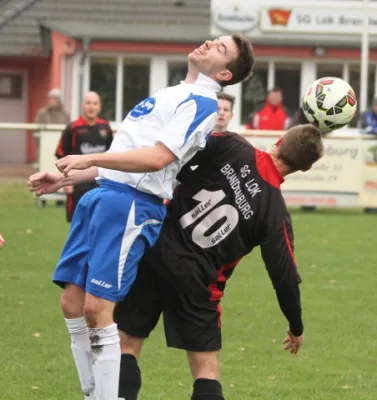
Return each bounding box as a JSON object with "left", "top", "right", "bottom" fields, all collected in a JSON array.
[
  {"left": 106, "top": 124, "right": 114, "bottom": 150},
  {"left": 157, "top": 94, "right": 217, "bottom": 160},
  {"left": 55, "top": 125, "right": 73, "bottom": 159}
]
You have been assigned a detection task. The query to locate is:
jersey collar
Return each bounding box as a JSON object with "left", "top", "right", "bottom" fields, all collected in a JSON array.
[
  {"left": 181, "top": 73, "right": 222, "bottom": 92},
  {"left": 78, "top": 115, "right": 98, "bottom": 126},
  {"left": 195, "top": 73, "right": 222, "bottom": 92}
]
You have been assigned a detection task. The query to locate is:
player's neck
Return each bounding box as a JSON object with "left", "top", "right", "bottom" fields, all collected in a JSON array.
[
  {"left": 82, "top": 115, "right": 96, "bottom": 126},
  {"left": 184, "top": 70, "right": 199, "bottom": 84},
  {"left": 212, "top": 125, "right": 228, "bottom": 133},
  {"left": 269, "top": 154, "right": 291, "bottom": 177}
]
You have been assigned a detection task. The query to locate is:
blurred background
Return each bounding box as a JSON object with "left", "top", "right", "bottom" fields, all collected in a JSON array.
[{"left": 1, "top": 0, "right": 377, "bottom": 164}]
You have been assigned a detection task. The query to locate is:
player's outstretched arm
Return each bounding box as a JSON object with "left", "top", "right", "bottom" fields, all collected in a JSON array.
[
  {"left": 260, "top": 215, "right": 304, "bottom": 354},
  {"left": 0, "top": 234, "right": 5, "bottom": 249},
  {"left": 55, "top": 142, "right": 176, "bottom": 175},
  {"left": 28, "top": 167, "right": 99, "bottom": 196}
]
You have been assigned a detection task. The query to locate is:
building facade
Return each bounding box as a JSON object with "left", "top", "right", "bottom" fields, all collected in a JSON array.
[{"left": 0, "top": 0, "right": 376, "bottom": 162}]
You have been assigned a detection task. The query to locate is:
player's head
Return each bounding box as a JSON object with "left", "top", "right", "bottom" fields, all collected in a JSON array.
[
  {"left": 188, "top": 33, "right": 255, "bottom": 87},
  {"left": 267, "top": 87, "right": 283, "bottom": 106},
  {"left": 214, "top": 92, "right": 235, "bottom": 133},
  {"left": 273, "top": 124, "right": 324, "bottom": 173},
  {"left": 81, "top": 91, "right": 101, "bottom": 121},
  {"left": 48, "top": 88, "right": 63, "bottom": 108}
]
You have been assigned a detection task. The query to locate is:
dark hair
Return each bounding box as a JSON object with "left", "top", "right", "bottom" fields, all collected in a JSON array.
[
  {"left": 277, "top": 124, "right": 324, "bottom": 172},
  {"left": 221, "top": 32, "right": 255, "bottom": 87},
  {"left": 217, "top": 92, "right": 235, "bottom": 110},
  {"left": 269, "top": 86, "right": 283, "bottom": 94}
]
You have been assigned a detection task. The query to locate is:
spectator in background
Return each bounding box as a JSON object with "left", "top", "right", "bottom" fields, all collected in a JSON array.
[
  {"left": 55, "top": 91, "right": 113, "bottom": 222},
  {"left": 214, "top": 92, "right": 235, "bottom": 133},
  {"left": 34, "top": 88, "right": 71, "bottom": 125},
  {"left": 0, "top": 233, "right": 5, "bottom": 248},
  {"left": 358, "top": 98, "right": 377, "bottom": 135},
  {"left": 248, "top": 87, "right": 291, "bottom": 131}
]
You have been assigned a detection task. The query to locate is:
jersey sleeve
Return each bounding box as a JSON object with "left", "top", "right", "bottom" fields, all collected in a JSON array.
[
  {"left": 156, "top": 95, "right": 217, "bottom": 160},
  {"left": 55, "top": 125, "right": 73, "bottom": 159},
  {"left": 106, "top": 124, "right": 114, "bottom": 150},
  {"left": 260, "top": 213, "right": 304, "bottom": 336}
]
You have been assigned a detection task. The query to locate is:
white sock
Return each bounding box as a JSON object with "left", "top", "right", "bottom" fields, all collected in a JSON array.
[
  {"left": 89, "top": 323, "right": 120, "bottom": 400},
  {"left": 65, "top": 317, "right": 95, "bottom": 397}
]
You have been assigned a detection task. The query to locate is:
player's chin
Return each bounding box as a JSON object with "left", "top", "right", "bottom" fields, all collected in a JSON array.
[{"left": 188, "top": 52, "right": 201, "bottom": 62}]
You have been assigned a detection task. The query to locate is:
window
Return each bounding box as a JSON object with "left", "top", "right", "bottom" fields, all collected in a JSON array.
[
  {"left": 316, "top": 64, "right": 343, "bottom": 80},
  {"left": 123, "top": 59, "right": 150, "bottom": 117},
  {"left": 0, "top": 74, "right": 22, "bottom": 99},
  {"left": 90, "top": 57, "right": 117, "bottom": 121},
  {"left": 168, "top": 62, "right": 187, "bottom": 86},
  {"left": 89, "top": 57, "right": 151, "bottom": 121},
  {"left": 241, "top": 63, "right": 268, "bottom": 124},
  {"left": 349, "top": 64, "right": 375, "bottom": 127},
  {"left": 275, "top": 63, "right": 301, "bottom": 116}
]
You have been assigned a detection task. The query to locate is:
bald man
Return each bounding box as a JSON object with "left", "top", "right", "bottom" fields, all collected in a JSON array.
[{"left": 55, "top": 92, "right": 113, "bottom": 222}]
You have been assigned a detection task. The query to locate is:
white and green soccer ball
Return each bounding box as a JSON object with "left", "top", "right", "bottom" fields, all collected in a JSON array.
[{"left": 303, "top": 77, "right": 357, "bottom": 134}]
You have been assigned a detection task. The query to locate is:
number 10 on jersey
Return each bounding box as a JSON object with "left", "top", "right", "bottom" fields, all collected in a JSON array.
[{"left": 179, "top": 189, "right": 239, "bottom": 249}]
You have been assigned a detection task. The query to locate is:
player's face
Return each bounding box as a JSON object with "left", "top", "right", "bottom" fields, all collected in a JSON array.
[
  {"left": 81, "top": 93, "right": 101, "bottom": 120},
  {"left": 216, "top": 99, "right": 233, "bottom": 132},
  {"left": 188, "top": 36, "right": 238, "bottom": 84},
  {"left": 268, "top": 91, "right": 283, "bottom": 106}
]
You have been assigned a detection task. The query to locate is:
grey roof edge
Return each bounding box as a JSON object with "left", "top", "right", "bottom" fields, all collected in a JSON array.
[{"left": 38, "top": 19, "right": 211, "bottom": 43}]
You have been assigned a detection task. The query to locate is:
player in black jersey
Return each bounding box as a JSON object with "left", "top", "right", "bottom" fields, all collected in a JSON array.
[
  {"left": 55, "top": 91, "right": 113, "bottom": 222},
  {"left": 113, "top": 88, "right": 324, "bottom": 399}
]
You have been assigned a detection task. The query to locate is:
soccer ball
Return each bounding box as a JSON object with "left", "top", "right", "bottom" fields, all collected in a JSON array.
[{"left": 303, "top": 77, "right": 357, "bottom": 134}]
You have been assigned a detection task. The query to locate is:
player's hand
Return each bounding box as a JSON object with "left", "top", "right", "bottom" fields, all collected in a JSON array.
[
  {"left": 56, "top": 155, "right": 93, "bottom": 175},
  {"left": 28, "top": 171, "right": 63, "bottom": 196},
  {"left": 282, "top": 328, "right": 304, "bottom": 355},
  {"left": 63, "top": 185, "right": 74, "bottom": 194},
  {"left": 0, "top": 234, "right": 5, "bottom": 249}
]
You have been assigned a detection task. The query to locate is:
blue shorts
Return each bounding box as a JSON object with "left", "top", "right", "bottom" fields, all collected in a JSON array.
[{"left": 53, "top": 179, "right": 166, "bottom": 302}]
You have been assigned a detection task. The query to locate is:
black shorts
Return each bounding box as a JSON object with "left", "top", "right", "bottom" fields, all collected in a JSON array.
[
  {"left": 66, "top": 184, "right": 98, "bottom": 222},
  {"left": 114, "top": 257, "right": 222, "bottom": 352}
]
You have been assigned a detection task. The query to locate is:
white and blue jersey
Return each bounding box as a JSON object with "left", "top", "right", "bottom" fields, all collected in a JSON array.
[
  {"left": 53, "top": 73, "right": 220, "bottom": 302},
  {"left": 99, "top": 73, "right": 219, "bottom": 200}
]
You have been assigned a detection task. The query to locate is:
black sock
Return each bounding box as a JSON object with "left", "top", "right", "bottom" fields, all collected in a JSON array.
[
  {"left": 191, "top": 378, "right": 225, "bottom": 399},
  {"left": 118, "top": 353, "right": 142, "bottom": 400}
]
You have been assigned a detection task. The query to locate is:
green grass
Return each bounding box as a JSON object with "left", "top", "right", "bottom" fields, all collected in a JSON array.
[{"left": 1, "top": 184, "right": 377, "bottom": 399}]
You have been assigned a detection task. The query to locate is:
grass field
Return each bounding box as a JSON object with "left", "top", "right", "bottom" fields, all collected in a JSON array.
[{"left": 1, "top": 183, "right": 377, "bottom": 399}]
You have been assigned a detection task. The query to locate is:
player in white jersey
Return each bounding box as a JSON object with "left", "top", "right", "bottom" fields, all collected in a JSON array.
[{"left": 28, "top": 33, "right": 255, "bottom": 400}]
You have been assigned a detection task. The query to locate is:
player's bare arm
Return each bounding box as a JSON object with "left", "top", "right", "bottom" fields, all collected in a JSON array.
[
  {"left": 28, "top": 167, "right": 99, "bottom": 196},
  {"left": 55, "top": 142, "right": 176, "bottom": 175}
]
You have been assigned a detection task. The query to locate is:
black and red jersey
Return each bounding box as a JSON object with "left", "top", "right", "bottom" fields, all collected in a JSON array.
[
  {"left": 147, "top": 131, "right": 303, "bottom": 335},
  {"left": 55, "top": 116, "right": 113, "bottom": 192},
  {"left": 55, "top": 116, "right": 113, "bottom": 160}
]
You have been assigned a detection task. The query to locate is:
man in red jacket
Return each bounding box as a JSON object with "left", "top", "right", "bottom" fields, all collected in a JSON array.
[{"left": 250, "top": 87, "right": 290, "bottom": 131}]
